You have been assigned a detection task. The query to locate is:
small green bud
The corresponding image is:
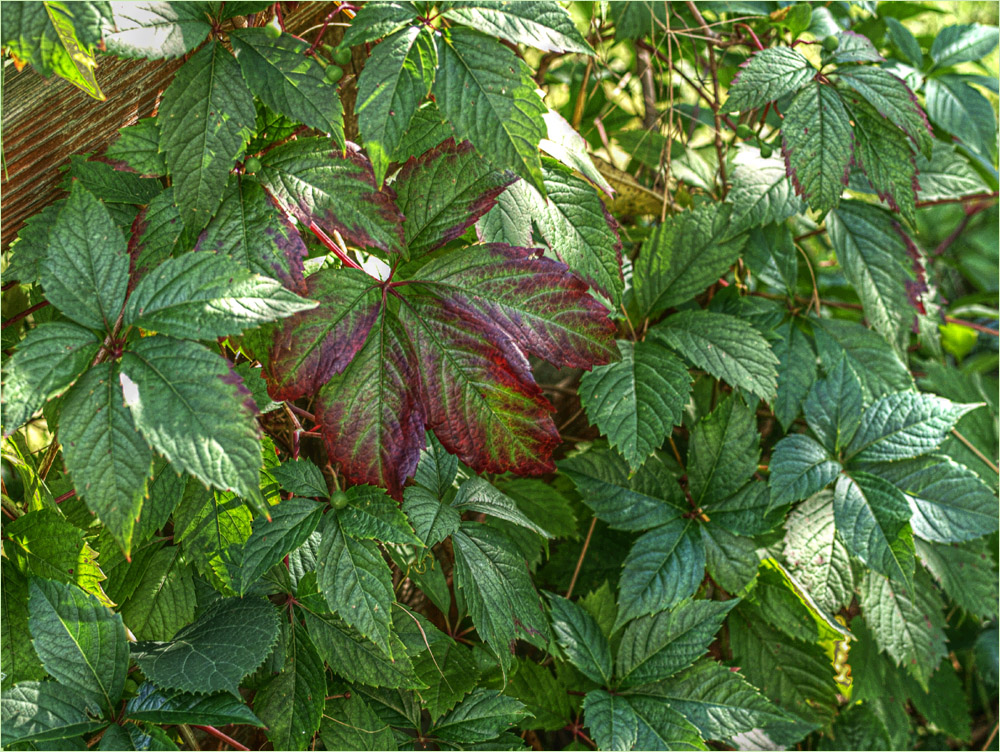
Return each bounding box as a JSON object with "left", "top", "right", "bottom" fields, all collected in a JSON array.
[
  {"left": 244, "top": 156, "right": 262, "bottom": 174},
  {"left": 823, "top": 34, "right": 840, "bottom": 52},
  {"left": 331, "top": 490, "right": 349, "bottom": 510},
  {"left": 334, "top": 46, "right": 352, "bottom": 65},
  {"left": 264, "top": 17, "right": 282, "bottom": 38},
  {"left": 759, "top": 144, "right": 773, "bottom": 158},
  {"left": 321, "top": 43, "right": 337, "bottom": 57},
  {"left": 325, "top": 65, "right": 344, "bottom": 83},
  {"left": 736, "top": 123, "right": 754, "bottom": 140}
]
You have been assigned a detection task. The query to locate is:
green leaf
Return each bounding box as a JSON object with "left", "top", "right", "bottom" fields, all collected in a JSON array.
[
  {"left": 617, "top": 519, "right": 705, "bottom": 628},
  {"left": 453, "top": 477, "right": 550, "bottom": 538},
  {"left": 129, "top": 189, "right": 186, "bottom": 283},
  {"left": 548, "top": 594, "right": 613, "bottom": 685},
  {"left": 782, "top": 491, "right": 855, "bottom": 613},
  {"left": 916, "top": 538, "right": 998, "bottom": 619},
  {"left": 870, "top": 455, "right": 998, "bottom": 543},
  {"left": 772, "top": 321, "right": 816, "bottom": 431},
  {"left": 101, "top": 2, "right": 212, "bottom": 59},
  {"left": 121, "top": 336, "right": 262, "bottom": 499},
  {"left": 302, "top": 608, "right": 423, "bottom": 689},
  {"left": 654, "top": 310, "right": 779, "bottom": 404},
  {"left": 316, "top": 512, "right": 396, "bottom": 655},
  {"left": 414, "top": 433, "right": 458, "bottom": 497},
  {"left": 477, "top": 180, "right": 535, "bottom": 247},
  {"left": 230, "top": 29, "right": 344, "bottom": 141},
  {"left": 906, "top": 660, "right": 972, "bottom": 743},
  {"left": 412, "top": 630, "right": 480, "bottom": 720},
  {"left": 769, "top": 434, "right": 842, "bottom": 506},
  {"left": 63, "top": 155, "right": 163, "bottom": 205},
  {"left": 494, "top": 477, "right": 578, "bottom": 541},
  {"left": 172, "top": 482, "right": 252, "bottom": 589},
  {"left": 826, "top": 201, "right": 914, "bottom": 342},
  {"left": 254, "top": 624, "right": 326, "bottom": 751},
  {"left": 818, "top": 702, "right": 891, "bottom": 751},
  {"left": 625, "top": 694, "right": 707, "bottom": 750},
  {"left": 617, "top": 599, "right": 734, "bottom": 688},
  {"left": 125, "top": 682, "right": 264, "bottom": 727},
  {"left": 433, "top": 27, "right": 547, "bottom": 194},
  {"left": 828, "top": 30, "right": 884, "bottom": 64},
  {"left": 123, "top": 252, "right": 316, "bottom": 339},
  {"left": 132, "top": 597, "right": 280, "bottom": 696},
  {"left": 41, "top": 182, "right": 129, "bottom": 331},
  {"left": 886, "top": 17, "right": 923, "bottom": 67},
  {"left": 687, "top": 394, "right": 760, "bottom": 507},
  {"left": 704, "top": 481, "right": 780, "bottom": 537},
  {"left": 60, "top": 363, "right": 153, "bottom": 557},
  {"left": 229, "top": 498, "right": 324, "bottom": 594},
  {"left": 28, "top": 578, "right": 129, "bottom": 714},
  {"left": 847, "top": 393, "right": 978, "bottom": 463},
  {"left": 1, "top": 563, "right": 45, "bottom": 690},
  {"left": 341, "top": 1, "right": 419, "bottom": 46},
  {"left": 104, "top": 118, "right": 166, "bottom": 176},
  {"left": 118, "top": 547, "right": 196, "bottom": 641},
  {"left": 441, "top": 1, "right": 592, "bottom": 54},
  {"left": 194, "top": 176, "right": 309, "bottom": 294},
  {"left": 5, "top": 199, "right": 64, "bottom": 286},
  {"left": 1, "top": 321, "right": 101, "bottom": 436},
  {"left": 271, "top": 458, "right": 328, "bottom": 498},
  {"left": 258, "top": 137, "right": 406, "bottom": 255},
  {"left": 583, "top": 689, "right": 638, "bottom": 752},
  {"left": 632, "top": 204, "right": 746, "bottom": 318},
  {"left": 804, "top": 357, "right": 863, "bottom": 454},
  {"left": 357, "top": 25, "right": 437, "bottom": 186},
  {"left": 728, "top": 146, "right": 806, "bottom": 234},
  {"left": 915, "top": 141, "right": 989, "bottom": 202},
  {"left": 539, "top": 108, "right": 613, "bottom": 195},
  {"left": 503, "top": 659, "right": 572, "bottom": 731},
  {"left": 340, "top": 485, "right": 421, "bottom": 544},
  {"left": 925, "top": 75, "right": 997, "bottom": 160},
  {"left": 858, "top": 569, "right": 947, "bottom": 691},
  {"left": 723, "top": 47, "right": 815, "bottom": 112},
  {"left": 578, "top": 338, "right": 692, "bottom": 472},
  {"left": 403, "top": 485, "right": 462, "bottom": 547},
  {"left": 781, "top": 81, "right": 853, "bottom": 214},
  {"left": 0, "top": 681, "right": 105, "bottom": 746},
  {"left": 728, "top": 604, "right": 837, "bottom": 726},
  {"left": 834, "top": 472, "right": 914, "bottom": 585},
  {"left": 645, "top": 658, "right": 796, "bottom": 741},
  {"left": 433, "top": 688, "right": 529, "bottom": 742},
  {"left": 836, "top": 66, "right": 932, "bottom": 159},
  {"left": 321, "top": 691, "right": 398, "bottom": 750},
  {"left": 560, "top": 444, "right": 686, "bottom": 532},
  {"left": 701, "top": 525, "right": 760, "bottom": 596},
  {"left": 158, "top": 42, "right": 256, "bottom": 230},
  {"left": 811, "top": 318, "right": 913, "bottom": 399},
  {"left": 931, "top": 23, "right": 999, "bottom": 68},
  {"left": 451, "top": 522, "right": 549, "bottom": 669}
]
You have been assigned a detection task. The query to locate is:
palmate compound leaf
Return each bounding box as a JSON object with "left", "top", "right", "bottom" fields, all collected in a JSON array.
[
  {"left": 723, "top": 46, "right": 815, "bottom": 113},
  {"left": 270, "top": 243, "right": 615, "bottom": 496},
  {"left": 836, "top": 66, "right": 933, "bottom": 159},
  {"left": 547, "top": 594, "right": 613, "bottom": 686},
  {"left": 132, "top": 597, "right": 280, "bottom": 696}
]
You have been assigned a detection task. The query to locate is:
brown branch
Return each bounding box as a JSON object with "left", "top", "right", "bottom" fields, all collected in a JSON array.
[
  {"left": 565, "top": 516, "right": 598, "bottom": 599},
  {"left": 2, "top": 301, "right": 50, "bottom": 330}
]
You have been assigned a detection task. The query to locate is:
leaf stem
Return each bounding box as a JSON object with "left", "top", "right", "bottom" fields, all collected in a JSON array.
[
  {"left": 565, "top": 516, "right": 598, "bottom": 599},
  {"left": 191, "top": 725, "right": 249, "bottom": 751},
  {"left": 1, "top": 301, "right": 50, "bottom": 330},
  {"left": 308, "top": 221, "right": 366, "bottom": 271},
  {"left": 951, "top": 429, "right": 999, "bottom": 475}
]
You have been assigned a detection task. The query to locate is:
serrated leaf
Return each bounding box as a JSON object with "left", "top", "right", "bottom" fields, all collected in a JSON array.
[
  {"left": 340, "top": 485, "right": 421, "bottom": 544},
  {"left": 847, "top": 393, "right": 977, "bottom": 463},
  {"left": 828, "top": 30, "right": 883, "bottom": 64},
  {"left": 617, "top": 519, "right": 705, "bottom": 628},
  {"left": 0, "top": 681, "right": 105, "bottom": 746},
  {"left": 1, "top": 564, "right": 45, "bottom": 690},
  {"left": 811, "top": 318, "right": 913, "bottom": 399},
  {"left": 886, "top": 17, "right": 923, "bottom": 67},
  {"left": 5, "top": 199, "right": 64, "bottom": 286},
  {"left": 63, "top": 155, "right": 163, "bottom": 205},
  {"left": 834, "top": 472, "right": 914, "bottom": 585},
  {"left": 123, "top": 251, "right": 316, "bottom": 339},
  {"left": 270, "top": 458, "right": 329, "bottom": 498},
  {"left": 403, "top": 485, "right": 462, "bottom": 547},
  {"left": 729, "top": 147, "right": 807, "bottom": 235},
  {"left": 826, "top": 201, "right": 914, "bottom": 342},
  {"left": 781, "top": 81, "right": 853, "bottom": 214},
  {"left": 782, "top": 491, "right": 855, "bottom": 613},
  {"left": 125, "top": 682, "right": 263, "bottom": 727},
  {"left": 925, "top": 75, "right": 997, "bottom": 160},
  {"left": 870, "top": 455, "right": 998, "bottom": 543},
  {"left": 688, "top": 394, "right": 760, "bottom": 507},
  {"left": 583, "top": 689, "right": 638, "bottom": 751},
  {"left": 452, "top": 477, "right": 550, "bottom": 537},
  {"left": 158, "top": 42, "right": 256, "bottom": 230},
  {"left": 194, "top": 177, "right": 309, "bottom": 294},
  {"left": 654, "top": 310, "right": 779, "bottom": 404},
  {"left": 617, "top": 599, "right": 734, "bottom": 688},
  {"left": 560, "top": 444, "right": 687, "bottom": 531},
  {"left": 316, "top": 512, "right": 395, "bottom": 654},
  {"left": 433, "top": 27, "right": 547, "bottom": 194},
  {"left": 701, "top": 525, "right": 760, "bottom": 595},
  {"left": 772, "top": 321, "right": 815, "bottom": 431},
  {"left": 632, "top": 203, "right": 746, "bottom": 318},
  {"left": 172, "top": 481, "right": 252, "bottom": 589},
  {"left": 340, "top": 1, "right": 419, "bottom": 46},
  {"left": 358, "top": 25, "right": 436, "bottom": 186},
  {"left": 413, "top": 631, "right": 481, "bottom": 721},
  {"left": 451, "top": 523, "right": 549, "bottom": 668},
  {"left": 1, "top": 322, "right": 101, "bottom": 436},
  {"left": 414, "top": 433, "right": 459, "bottom": 498},
  {"left": 229, "top": 498, "right": 324, "bottom": 594},
  {"left": 858, "top": 569, "right": 946, "bottom": 691},
  {"left": 118, "top": 546, "right": 196, "bottom": 641},
  {"left": 103, "top": 118, "right": 166, "bottom": 176},
  {"left": 122, "top": 337, "right": 262, "bottom": 499},
  {"left": 441, "top": 1, "right": 592, "bottom": 54},
  {"left": 837, "top": 66, "right": 932, "bottom": 159},
  {"left": 102, "top": 2, "right": 212, "bottom": 59},
  {"left": 258, "top": 138, "right": 406, "bottom": 254},
  {"left": 915, "top": 141, "right": 989, "bottom": 202},
  {"left": 395, "top": 140, "right": 514, "bottom": 257},
  {"left": 770, "top": 434, "right": 843, "bottom": 523},
  {"left": 579, "top": 338, "right": 692, "bottom": 471},
  {"left": 128, "top": 188, "right": 185, "bottom": 284},
  {"left": 804, "top": 357, "right": 863, "bottom": 453},
  {"left": 724, "top": 47, "right": 815, "bottom": 112},
  {"left": 705, "top": 481, "right": 780, "bottom": 536},
  {"left": 255, "top": 624, "right": 326, "bottom": 750},
  {"left": 61, "top": 363, "right": 153, "bottom": 558},
  {"left": 504, "top": 659, "right": 572, "bottom": 731},
  {"left": 321, "top": 691, "right": 399, "bottom": 750},
  {"left": 646, "top": 658, "right": 797, "bottom": 742},
  {"left": 41, "top": 182, "right": 129, "bottom": 331},
  {"left": 539, "top": 108, "right": 613, "bottom": 195},
  {"left": 916, "top": 538, "right": 998, "bottom": 619},
  {"left": 818, "top": 701, "right": 891, "bottom": 751},
  {"left": 132, "top": 597, "right": 280, "bottom": 696},
  {"left": 231, "top": 28, "right": 344, "bottom": 141},
  {"left": 29, "top": 578, "right": 129, "bottom": 715},
  {"left": 477, "top": 179, "right": 536, "bottom": 247},
  {"left": 433, "top": 688, "right": 529, "bottom": 742},
  {"left": 930, "top": 23, "right": 999, "bottom": 67},
  {"left": 548, "top": 594, "right": 613, "bottom": 685}
]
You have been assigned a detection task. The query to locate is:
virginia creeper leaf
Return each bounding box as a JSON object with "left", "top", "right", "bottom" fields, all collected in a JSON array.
[
  {"left": 837, "top": 66, "right": 932, "bottom": 158},
  {"left": 254, "top": 624, "right": 326, "bottom": 751},
  {"left": 583, "top": 689, "right": 638, "bottom": 752},
  {"left": 782, "top": 491, "right": 855, "bottom": 613},
  {"left": 847, "top": 393, "right": 978, "bottom": 463},
  {"left": 548, "top": 594, "right": 613, "bottom": 686},
  {"left": 834, "top": 472, "right": 915, "bottom": 585},
  {"left": 441, "top": 1, "right": 593, "bottom": 54},
  {"left": 102, "top": 2, "right": 212, "bottom": 59},
  {"left": 724, "top": 47, "right": 815, "bottom": 112}
]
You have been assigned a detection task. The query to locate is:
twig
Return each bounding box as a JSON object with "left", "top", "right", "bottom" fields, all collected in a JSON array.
[
  {"left": 951, "top": 429, "right": 999, "bottom": 475},
  {"left": 685, "top": 1, "right": 720, "bottom": 40},
  {"left": 2, "top": 301, "right": 50, "bottom": 330},
  {"left": 945, "top": 316, "right": 999, "bottom": 337},
  {"left": 916, "top": 191, "right": 998, "bottom": 208},
  {"left": 192, "top": 726, "right": 249, "bottom": 751},
  {"left": 565, "top": 516, "right": 598, "bottom": 599},
  {"left": 983, "top": 720, "right": 998, "bottom": 751},
  {"left": 178, "top": 725, "right": 201, "bottom": 751},
  {"left": 571, "top": 57, "right": 593, "bottom": 130},
  {"left": 308, "top": 222, "right": 365, "bottom": 271}
]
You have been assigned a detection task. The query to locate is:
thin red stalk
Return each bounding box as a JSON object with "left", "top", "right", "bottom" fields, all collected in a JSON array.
[
  {"left": 1, "top": 280, "right": 18, "bottom": 291},
  {"left": 54, "top": 490, "right": 76, "bottom": 504},
  {"left": 191, "top": 726, "right": 249, "bottom": 752},
  {"left": 735, "top": 22, "right": 764, "bottom": 51},
  {"left": 287, "top": 404, "right": 316, "bottom": 423},
  {"left": 2, "top": 301, "right": 50, "bottom": 330},
  {"left": 308, "top": 222, "right": 366, "bottom": 271},
  {"left": 945, "top": 316, "right": 999, "bottom": 337}
]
